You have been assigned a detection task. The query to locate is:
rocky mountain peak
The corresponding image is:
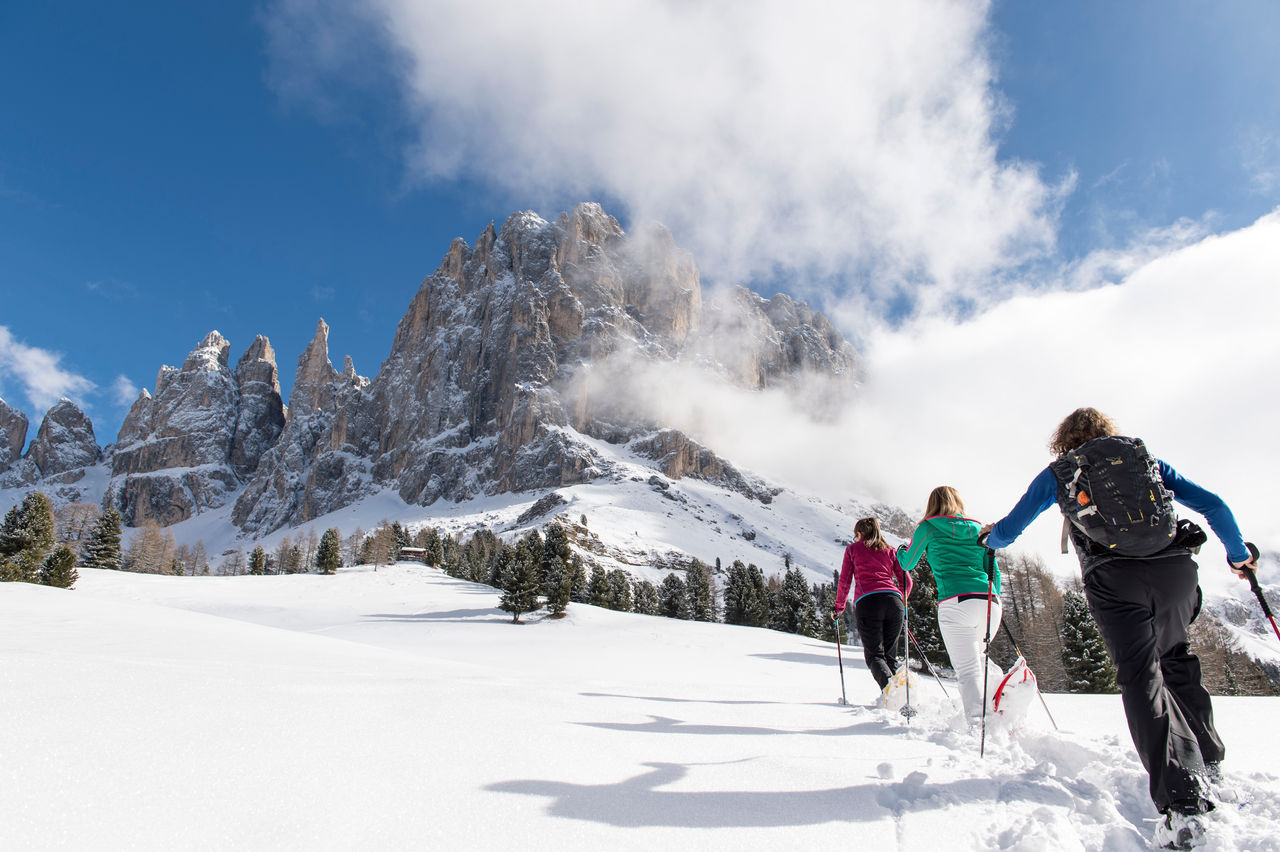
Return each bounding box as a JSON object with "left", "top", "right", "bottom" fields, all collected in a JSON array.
[
  {"left": 27, "top": 398, "right": 99, "bottom": 477},
  {"left": 183, "top": 330, "right": 232, "bottom": 371},
  {"left": 290, "top": 319, "right": 342, "bottom": 416},
  {"left": 0, "top": 396, "right": 28, "bottom": 473}
]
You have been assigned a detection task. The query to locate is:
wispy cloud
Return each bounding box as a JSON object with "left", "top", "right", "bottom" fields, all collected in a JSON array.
[
  {"left": 85, "top": 278, "right": 141, "bottom": 300},
  {"left": 112, "top": 374, "right": 140, "bottom": 407},
  {"left": 1241, "top": 128, "right": 1280, "bottom": 195},
  {"left": 311, "top": 285, "right": 336, "bottom": 301},
  {"left": 0, "top": 326, "right": 96, "bottom": 413},
  {"left": 265, "top": 0, "right": 1062, "bottom": 309}
]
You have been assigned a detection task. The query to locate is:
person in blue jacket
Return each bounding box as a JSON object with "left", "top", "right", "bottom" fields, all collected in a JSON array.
[{"left": 982, "top": 407, "right": 1257, "bottom": 849}]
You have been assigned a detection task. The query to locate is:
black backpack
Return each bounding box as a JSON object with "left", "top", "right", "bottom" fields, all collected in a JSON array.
[{"left": 1049, "top": 436, "right": 1177, "bottom": 558}]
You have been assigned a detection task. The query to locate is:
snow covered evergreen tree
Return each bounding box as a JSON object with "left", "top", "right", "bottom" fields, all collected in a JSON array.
[
  {"left": 499, "top": 539, "right": 541, "bottom": 623},
  {"left": 39, "top": 544, "right": 78, "bottom": 588},
  {"left": 541, "top": 524, "right": 570, "bottom": 589},
  {"left": 772, "top": 565, "right": 819, "bottom": 637},
  {"left": 543, "top": 554, "right": 570, "bottom": 617},
  {"left": 685, "top": 559, "right": 715, "bottom": 621},
  {"left": 249, "top": 545, "right": 267, "bottom": 576},
  {"left": 723, "top": 561, "right": 750, "bottom": 625},
  {"left": 606, "top": 569, "right": 633, "bottom": 612},
  {"left": 0, "top": 491, "right": 56, "bottom": 583},
  {"left": 587, "top": 565, "right": 609, "bottom": 607},
  {"left": 659, "top": 573, "right": 690, "bottom": 619},
  {"left": 80, "top": 506, "right": 123, "bottom": 572},
  {"left": 568, "top": 553, "right": 588, "bottom": 603},
  {"left": 1060, "top": 590, "right": 1118, "bottom": 693},
  {"left": 316, "top": 528, "right": 342, "bottom": 574},
  {"left": 632, "top": 579, "right": 659, "bottom": 615}
]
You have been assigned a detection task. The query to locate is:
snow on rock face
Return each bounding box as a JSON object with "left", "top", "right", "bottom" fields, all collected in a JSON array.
[
  {"left": 5, "top": 204, "right": 858, "bottom": 535},
  {"left": 230, "top": 335, "right": 286, "bottom": 479},
  {"left": 106, "top": 331, "right": 284, "bottom": 526},
  {"left": 231, "top": 319, "right": 375, "bottom": 533},
  {"left": 27, "top": 399, "right": 99, "bottom": 477},
  {"left": 0, "top": 397, "right": 28, "bottom": 474}
]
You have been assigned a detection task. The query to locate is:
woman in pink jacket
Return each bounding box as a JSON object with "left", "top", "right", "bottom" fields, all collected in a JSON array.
[{"left": 832, "top": 517, "right": 913, "bottom": 690}]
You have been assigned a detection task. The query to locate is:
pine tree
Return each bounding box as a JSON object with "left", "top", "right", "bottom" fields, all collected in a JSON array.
[
  {"left": 658, "top": 573, "right": 690, "bottom": 619},
  {"left": 744, "top": 564, "right": 771, "bottom": 627},
  {"left": 499, "top": 538, "right": 541, "bottom": 623},
  {"left": 632, "top": 579, "right": 660, "bottom": 615},
  {"left": 39, "top": 544, "right": 79, "bottom": 589},
  {"left": 316, "top": 528, "right": 342, "bottom": 575},
  {"left": 0, "top": 491, "right": 56, "bottom": 583},
  {"left": 542, "top": 524, "right": 571, "bottom": 585},
  {"left": 543, "top": 552, "right": 571, "bottom": 617},
  {"left": 390, "top": 521, "right": 410, "bottom": 550},
  {"left": 1060, "top": 590, "right": 1118, "bottom": 693},
  {"left": 490, "top": 543, "right": 515, "bottom": 590},
  {"left": 813, "top": 576, "right": 839, "bottom": 642},
  {"left": 606, "top": 569, "right": 633, "bottom": 612},
  {"left": 723, "top": 561, "right": 750, "bottom": 625},
  {"left": 249, "top": 545, "right": 268, "bottom": 576},
  {"left": 685, "top": 559, "right": 715, "bottom": 621},
  {"left": 773, "top": 565, "right": 819, "bottom": 637},
  {"left": 587, "top": 565, "right": 610, "bottom": 607},
  {"left": 423, "top": 528, "right": 444, "bottom": 567},
  {"left": 568, "top": 554, "right": 588, "bottom": 603}
]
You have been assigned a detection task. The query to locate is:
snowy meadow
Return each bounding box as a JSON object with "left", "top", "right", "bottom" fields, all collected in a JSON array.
[{"left": 3, "top": 564, "right": 1278, "bottom": 851}]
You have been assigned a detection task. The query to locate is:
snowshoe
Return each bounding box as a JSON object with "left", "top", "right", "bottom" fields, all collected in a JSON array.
[
  {"left": 991, "top": 655, "right": 1038, "bottom": 725},
  {"left": 1152, "top": 811, "right": 1207, "bottom": 849},
  {"left": 881, "top": 663, "right": 922, "bottom": 714}
]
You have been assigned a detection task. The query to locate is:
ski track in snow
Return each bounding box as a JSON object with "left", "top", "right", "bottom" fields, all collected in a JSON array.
[{"left": 2, "top": 564, "right": 1278, "bottom": 851}]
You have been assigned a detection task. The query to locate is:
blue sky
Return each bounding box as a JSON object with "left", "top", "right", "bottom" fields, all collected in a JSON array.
[{"left": 2, "top": 0, "right": 1278, "bottom": 451}]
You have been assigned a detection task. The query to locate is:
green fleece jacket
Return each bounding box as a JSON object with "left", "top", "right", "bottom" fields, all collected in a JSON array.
[{"left": 896, "top": 515, "right": 1002, "bottom": 602}]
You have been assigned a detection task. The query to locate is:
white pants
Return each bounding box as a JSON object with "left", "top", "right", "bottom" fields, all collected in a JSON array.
[{"left": 937, "top": 596, "right": 1003, "bottom": 721}]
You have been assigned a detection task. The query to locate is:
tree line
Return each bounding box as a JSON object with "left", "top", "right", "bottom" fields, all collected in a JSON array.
[{"left": 3, "top": 492, "right": 1272, "bottom": 696}]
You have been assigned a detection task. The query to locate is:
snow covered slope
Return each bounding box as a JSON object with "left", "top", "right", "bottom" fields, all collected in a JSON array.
[{"left": 3, "top": 566, "right": 1277, "bottom": 850}]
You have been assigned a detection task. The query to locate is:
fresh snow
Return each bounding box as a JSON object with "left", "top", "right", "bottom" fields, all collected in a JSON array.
[{"left": 3, "top": 565, "right": 1277, "bottom": 850}]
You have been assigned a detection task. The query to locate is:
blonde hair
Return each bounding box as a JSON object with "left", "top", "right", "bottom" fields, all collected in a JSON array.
[
  {"left": 1050, "top": 407, "right": 1119, "bottom": 457},
  {"left": 853, "top": 517, "right": 889, "bottom": 551},
  {"left": 924, "top": 486, "right": 966, "bottom": 519}
]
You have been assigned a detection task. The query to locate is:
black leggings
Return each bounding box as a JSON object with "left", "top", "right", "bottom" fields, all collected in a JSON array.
[{"left": 855, "top": 593, "right": 904, "bottom": 690}]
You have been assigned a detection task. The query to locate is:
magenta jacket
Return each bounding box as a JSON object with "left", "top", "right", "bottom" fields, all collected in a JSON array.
[{"left": 835, "top": 541, "right": 913, "bottom": 611}]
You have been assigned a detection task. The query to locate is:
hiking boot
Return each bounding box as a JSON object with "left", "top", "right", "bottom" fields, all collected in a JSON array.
[{"left": 1153, "top": 811, "right": 1207, "bottom": 850}]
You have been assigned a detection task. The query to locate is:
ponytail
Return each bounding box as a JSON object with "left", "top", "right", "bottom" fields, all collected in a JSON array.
[{"left": 853, "top": 517, "right": 888, "bottom": 551}]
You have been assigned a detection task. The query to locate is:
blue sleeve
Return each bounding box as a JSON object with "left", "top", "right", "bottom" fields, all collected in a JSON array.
[
  {"left": 1158, "top": 460, "right": 1249, "bottom": 563},
  {"left": 986, "top": 466, "right": 1057, "bottom": 550}
]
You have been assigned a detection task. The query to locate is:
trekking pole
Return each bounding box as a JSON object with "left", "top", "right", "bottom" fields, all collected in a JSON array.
[
  {"left": 900, "top": 591, "right": 916, "bottom": 722},
  {"left": 997, "top": 620, "right": 1059, "bottom": 732},
  {"left": 1236, "top": 543, "right": 1280, "bottom": 644},
  {"left": 979, "top": 538, "right": 995, "bottom": 758},
  {"left": 833, "top": 614, "right": 849, "bottom": 706},
  {"left": 906, "top": 626, "right": 953, "bottom": 703}
]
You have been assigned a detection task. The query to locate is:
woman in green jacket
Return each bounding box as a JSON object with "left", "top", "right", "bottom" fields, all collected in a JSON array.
[{"left": 896, "top": 485, "right": 1003, "bottom": 723}]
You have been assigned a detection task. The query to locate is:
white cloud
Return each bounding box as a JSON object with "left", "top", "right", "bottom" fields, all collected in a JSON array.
[
  {"left": 573, "top": 212, "right": 1280, "bottom": 593},
  {"left": 112, "top": 375, "right": 140, "bottom": 407},
  {"left": 265, "top": 0, "right": 1060, "bottom": 304},
  {"left": 0, "top": 326, "right": 96, "bottom": 414}
]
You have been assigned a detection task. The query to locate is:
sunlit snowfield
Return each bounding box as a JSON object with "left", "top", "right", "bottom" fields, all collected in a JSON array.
[{"left": 3, "top": 565, "right": 1277, "bottom": 851}]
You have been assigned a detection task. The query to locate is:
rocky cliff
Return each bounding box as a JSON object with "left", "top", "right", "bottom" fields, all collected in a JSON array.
[
  {"left": 0, "top": 397, "right": 28, "bottom": 474},
  {"left": 4, "top": 203, "right": 859, "bottom": 533},
  {"left": 106, "top": 331, "right": 285, "bottom": 526}
]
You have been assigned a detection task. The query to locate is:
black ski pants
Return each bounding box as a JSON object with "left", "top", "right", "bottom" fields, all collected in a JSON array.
[
  {"left": 855, "top": 592, "right": 904, "bottom": 690},
  {"left": 1083, "top": 552, "right": 1224, "bottom": 813}
]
